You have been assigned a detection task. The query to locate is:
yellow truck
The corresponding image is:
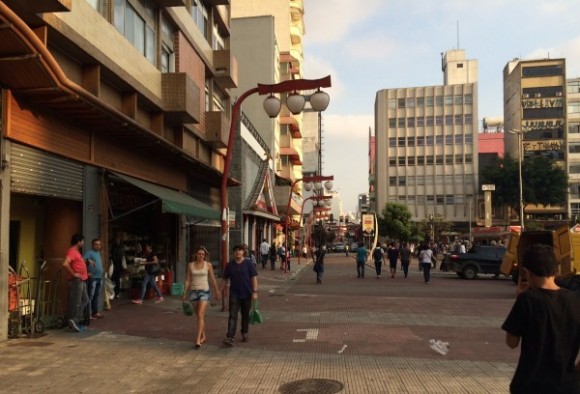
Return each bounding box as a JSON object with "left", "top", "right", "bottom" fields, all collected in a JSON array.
[{"left": 500, "top": 225, "right": 576, "bottom": 286}]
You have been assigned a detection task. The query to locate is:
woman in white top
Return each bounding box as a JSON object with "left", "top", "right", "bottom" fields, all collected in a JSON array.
[
  {"left": 182, "top": 246, "right": 220, "bottom": 348},
  {"left": 419, "top": 242, "right": 434, "bottom": 284}
]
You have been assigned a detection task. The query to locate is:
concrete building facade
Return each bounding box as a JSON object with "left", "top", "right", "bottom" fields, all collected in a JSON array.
[
  {"left": 567, "top": 77, "right": 580, "bottom": 220},
  {"left": 374, "top": 50, "right": 479, "bottom": 230}
]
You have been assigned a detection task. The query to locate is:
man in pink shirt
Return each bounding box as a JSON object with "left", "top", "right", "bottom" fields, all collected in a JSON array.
[{"left": 62, "top": 233, "right": 89, "bottom": 332}]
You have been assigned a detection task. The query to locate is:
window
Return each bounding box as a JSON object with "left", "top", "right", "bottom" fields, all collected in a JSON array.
[
  {"left": 407, "top": 117, "right": 415, "bottom": 127},
  {"left": 114, "top": 0, "right": 157, "bottom": 64},
  {"left": 417, "top": 117, "right": 425, "bottom": 127},
  {"left": 455, "top": 154, "right": 463, "bottom": 164},
  {"left": 389, "top": 158, "right": 396, "bottom": 166},
  {"left": 445, "top": 115, "right": 453, "bottom": 125},
  {"left": 407, "top": 157, "right": 415, "bottom": 166},
  {"left": 444, "top": 96, "right": 453, "bottom": 106},
  {"left": 426, "top": 136, "right": 434, "bottom": 146},
  {"left": 389, "top": 137, "right": 396, "bottom": 147},
  {"left": 445, "top": 155, "right": 453, "bottom": 165},
  {"left": 425, "top": 96, "right": 434, "bottom": 107},
  {"left": 397, "top": 98, "right": 406, "bottom": 108},
  {"left": 457, "top": 63, "right": 463, "bottom": 69},
  {"left": 435, "top": 135, "right": 443, "bottom": 145},
  {"left": 522, "top": 65, "right": 564, "bottom": 77},
  {"left": 570, "top": 165, "right": 580, "bottom": 174},
  {"left": 407, "top": 98, "right": 415, "bottom": 108},
  {"left": 464, "top": 114, "right": 472, "bottom": 124},
  {"left": 445, "top": 135, "right": 453, "bottom": 145},
  {"left": 398, "top": 157, "right": 406, "bottom": 166},
  {"left": 465, "top": 154, "right": 473, "bottom": 164},
  {"left": 398, "top": 118, "right": 405, "bottom": 128},
  {"left": 435, "top": 116, "right": 443, "bottom": 126},
  {"left": 426, "top": 116, "right": 434, "bottom": 126},
  {"left": 389, "top": 177, "right": 397, "bottom": 186},
  {"left": 465, "top": 94, "right": 473, "bottom": 104},
  {"left": 417, "top": 195, "right": 426, "bottom": 204},
  {"left": 191, "top": 0, "right": 209, "bottom": 40},
  {"left": 212, "top": 22, "right": 225, "bottom": 50},
  {"left": 435, "top": 155, "right": 443, "bottom": 165},
  {"left": 436, "top": 195, "right": 444, "bottom": 204},
  {"left": 417, "top": 156, "right": 425, "bottom": 165},
  {"left": 454, "top": 95, "right": 463, "bottom": 105},
  {"left": 398, "top": 178, "right": 406, "bottom": 186},
  {"left": 568, "top": 81, "right": 580, "bottom": 94},
  {"left": 87, "top": 0, "right": 102, "bottom": 12},
  {"left": 569, "top": 122, "right": 580, "bottom": 134},
  {"left": 446, "top": 195, "right": 454, "bottom": 204},
  {"left": 435, "top": 96, "right": 443, "bottom": 106},
  {"left": 388, "top": 99, "right": 397, "bottom": 108},
  {"left": 465, "top": 134, "right": 473, "bottom": 143},
  {"left": 389, "top": 118, "right": 396, "bottom": 128},
  {"left": 569, "top": 143, "right": 580, "bottom": 154},
  {"left": 455, "top": 134, "right": 463, "bottom": 144},
  {"left": 407, "top": 136, "right": 415, "bottom": 147},
  {"left": 416, "top": 136, "right": 425, "bottom": 146},
  {"left": 426, "top": 156, "right": 434, "bottom": 165},
  {"left": 417, "top": 97, "right": 425, "bottom": 107},
  {"left": 569, "top": 103, "right": 580, "bottom": 114},
  {"left": 398, "top": 137, "right": 406, "bottom": 147},
  {"left": 454, "top": 115, "right": 463, "bottom": 125}
]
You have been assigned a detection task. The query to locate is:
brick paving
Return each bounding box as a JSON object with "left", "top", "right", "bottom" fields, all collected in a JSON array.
[{"left": 0, "top": 254, "right": 519, "bottom": 393}]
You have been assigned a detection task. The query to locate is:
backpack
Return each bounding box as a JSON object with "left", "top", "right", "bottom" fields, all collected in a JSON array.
[{"left": 373, "top": 247, "right": 383, "bottom": 261}]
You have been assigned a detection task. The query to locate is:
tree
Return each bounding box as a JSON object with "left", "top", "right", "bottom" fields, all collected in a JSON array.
[
  {"left": 419, "top": 213, "right": 453, "bottom": 242},
  {"left": 377, "top": 202, "right": 412, "bottom": 241},
  {"left": 481, "top": 154, "right": 567, "bottom": 214}
]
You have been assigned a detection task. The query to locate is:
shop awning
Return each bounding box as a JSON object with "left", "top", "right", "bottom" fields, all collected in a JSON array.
[{"left": 113, "top": 173, "right": 220, "bottom": 220}]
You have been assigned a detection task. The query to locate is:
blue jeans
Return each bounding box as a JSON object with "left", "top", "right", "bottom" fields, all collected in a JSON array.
[
  {"left": 421, "top": 263, "right": 432, "bottom": 283},
  {"left": 140, "top": 272, "right": 163, "bottom": 300},
  {"left": 261, "top": 254, "right": 268, "bottom": 268},
  {"left": 374, "top": 260, "right": 382, "bottom": 276},
  {"left": 226, "top": 296, "right": 252, "bottom": 339},
  {"left": 68, "top": 278, "right": 89, "bottom": 325},
  {"left": 87, "top": 277, "right": 102, "bottom": 315}
]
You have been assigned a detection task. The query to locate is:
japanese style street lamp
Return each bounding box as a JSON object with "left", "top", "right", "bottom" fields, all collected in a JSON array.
[
  {"left": 220, "top": 76, "right": 332, "bottom": 279},
  {"left": 294, "top": 195, "right": 332, "bottom": 267}
]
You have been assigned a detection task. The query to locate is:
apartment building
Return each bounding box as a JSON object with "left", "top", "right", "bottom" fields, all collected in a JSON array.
[
  {"left": 503, "top": 58, "right": 567, "bottom": 221},
  {"left": 374, "top": 50, "right": 479, "bottom": 230},
  {"left": 0, "top": 0, "right": 236, "bottom": 340},
  {"left": 567, "top": 78, "right": 580, "bottom": 219}
]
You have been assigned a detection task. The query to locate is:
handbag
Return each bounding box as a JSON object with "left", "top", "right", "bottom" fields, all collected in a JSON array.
[
  {"left": 250, "top": 300, "right": 263, "bottom": 324},
  {"left": 182, "top": 302, "right": 193, "bottom": 316}
]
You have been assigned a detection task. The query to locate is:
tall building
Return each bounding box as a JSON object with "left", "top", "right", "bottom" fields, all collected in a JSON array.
[
  {"left": 503, "top": 58, "right": 566, "bottom": 221},
  {"left": 374, "top": 49, "right": 479, "bottom": 230},
  {"left": 567, "top": 77, "right": 580, "bottom": 220}
]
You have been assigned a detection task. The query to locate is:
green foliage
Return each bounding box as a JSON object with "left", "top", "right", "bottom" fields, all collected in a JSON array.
[
  {"left": 419, "top": 214, "right": 453, "bottom": 241},
  {"left": 377, "top": 202, "right": 412, "bottom": 241},
  {"left": 481, "top": 154, "right": 567, "bottom": 213}
]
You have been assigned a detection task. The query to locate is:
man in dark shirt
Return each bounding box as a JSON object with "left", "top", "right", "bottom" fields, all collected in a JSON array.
[
  {"left": 219, "top": 244, "right": 258, "bottom": 347},
  {"left": 502, "top": 244, "right": 580, "bottom": 394}
]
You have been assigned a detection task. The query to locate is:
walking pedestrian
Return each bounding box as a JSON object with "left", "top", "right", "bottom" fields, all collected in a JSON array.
[
  {"left": 345, "top": 243, "right": 350, "bottom": 257},
  {"left": 220, "top": 244, "right": 258, "bottom": 347},
  {"left": 400, "top": 242, "right": 411, "bottom": 278},
  {"left": 387, "top": 242, "right": 399, "bottom": 278},
  {"left": 132, "top": 243, "right": 164, "bottom": 304},
  {"left": 419, "top": 242, "right": 433, "bottom": 284},
  {"left": 372, "top": 244, "right": 384, "bottom": 278},
  {"left": 84, "top": 238, "right": 104, "bottom": 319},
  {"left": 182, "top": 246, "right": 220, "bottom": 348},
  {"left": 313, "top": 245, "right": 325, "bottom": 284},
  {"left": 269, "top": 242, "right": 277, "bottom": 270},
  {"left": 259, "top": 239, "right": 270, "bottom": 269},
  {"left": 502, "top": 244, "right": 580, "bottom": 393},
  {"left": 109, "top": 232, "right": 125, "bottom": 299},
  {"left": 62, "top": 233, "right": 89, "bottom": 332},
  {"left": 354, "top": 242, "right": 368, "bottom": 278},
  {"left": 242, "top": 244, "right": 257, "bottom": 267},
  {"left": 277, "top": 244, "right": 286, "bottom": 270}
]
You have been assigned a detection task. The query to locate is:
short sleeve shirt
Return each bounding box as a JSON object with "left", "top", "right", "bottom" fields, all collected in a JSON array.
[
  {"left": 223, "top": 258, "right": 258, "bottom": 299},
  {"left": 83, "top": 249, "right": 103, "bottom": 279},
  {"left": 356, "top": 247, "right": 367, "bottom": 263},
  {"left": 67, "top": 246, "right": 88, "bottom": 280}
]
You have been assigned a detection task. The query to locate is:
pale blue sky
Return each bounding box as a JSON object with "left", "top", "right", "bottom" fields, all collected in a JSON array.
[{"left": 302, "top": 0, "right": 580, "bottom": 212}]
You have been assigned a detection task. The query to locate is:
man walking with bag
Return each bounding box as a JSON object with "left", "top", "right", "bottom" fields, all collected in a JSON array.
[
  {"left": 372, "top": 244, "right": 385, "bottom": 279},
  {"left": 220, "top": 244, "right": 258, "bottom": 346}
]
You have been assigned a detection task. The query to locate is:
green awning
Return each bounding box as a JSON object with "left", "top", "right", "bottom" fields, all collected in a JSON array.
[{"left": 113, "top": 173, "right": 220, "bottom": 220}]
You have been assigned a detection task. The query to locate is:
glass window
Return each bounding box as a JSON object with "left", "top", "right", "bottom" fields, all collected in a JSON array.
[
  {"left": 212, "top": 22, "right": 225, "bottom": 50},
  {"left": 465, "top": 134, "right": 473, "bottom": 143},
  {"left": 398, "top": 137, "right": 406, "bottom": 147},
  {"left": 570, "top": 165, "right": 580, "bottom": 174},
  {"left": 464, "top": 114, "right": 472, "bottom": 124},
  {"left": 114, "top": 0, "right": 157, "bottom": 65},
  {"left": 454, "top": 95, "right": 463, "bottom": 105},
  {"left": 417, "top": 195, "right": 425, "bottom": 204},
  {"left": 389, "top": 177, "right": 397, "bottom": 186},
  {"left": 398, "top": 157, "right": 406, "bottom": 165},
  {"left": 435, "top": 96, "right": 443, "bottom": 106},
  {"left": 87, "top": 0, "right": 102, "bottom": 12},
  {"left": 407, "top": 136, "right": 415, "bottom": 147},
  {"left": 407, "top": 117, "right": 415, "bottom": 127},
  {"left": 445, "top": 135, "right": 453, "bottom": 145},
  {"left": 408, "top": 157, "right": 415, "bottom": 166},
  {"left": 416, "top": 136, "right": 425, "bottom": 146},
  {"left": 398, "top": 118, "right": 405, "bottom": 128},
  {"left": 454, "top": 115, "right": 463, "bottom": 125},
  {"left": 435, "top": 135, "right": 443, "bottom": 145},
  {"left": 417, "top": 117, "right": 425, "bottom": 127},
  {"left": 436, "top": 195, "right": 444, "bottom": 204},
  {"left": 191, "top": 0, "right": 209, "bottom": 40},
  {"left": 435, "top": 116, "right": 443, "bottom": 126},
  {"left": 425, "top": 96, "right": 434, "bottom": 106},
  {"left": 389, "top": 137, "right": 396, "bottom": 147},
  {"left": 398, "top": 178, "right": 406, "bottom": 186},
  {"left": 426, "top": 136, "right": 434, "bottom": 146},
  {"left": 569, "top": 122, "right": 580, "bottom": 134},
  {"left": 389, "top": 158, "right": 396, "bottom": 166},
  {"left": 407, "top": 98, "right": 415, "bottom": 108},
  {"left": 389, "top": 118, "right": 396, "bottom": 128},
  {"left": 465, "top": 94, "right": 473, "bottom": 104},
  {"left": 426, "top": 156, "right": 434, "bottom": 165},
  {"left": 445, "top": 155, "right": 453, "bottom": 164},
  {"left": 407, "top": 177, "right": 416, "bottom": 186},
  {"left": 569, "top": 143, "right": 580, "bottom": 154},
  {"left": 398, "top": 98, "right": 406, "bottom": 108},
  {"left": 455, "top": 154, "right": 463, "bottom": 164},
  {"left": 445, "top": 115, "right": 453, "bottom": 125},
  {"left": 416, "top": 176, "right": 425, "bottom": 186},
  {"left": 388, "top": 99, "right": 397, "bottom": 108},
  {"left": 455, "top": 134, "right": 463, "bottom": 144},
  {"left": 417, "top": 97, "right": 425, "bottom": 107},
  {"left": 446, "top": 195, "right": 454, "bottom": 204},
  {"left": 427, "top": 195, "right": 435, "bottom": 202},
  {"left": 436, "top": 155, "right": 443, "bottom": 165},
  {"left": 444, "top": 96, "right": 453, "bottom": 106},
  {"left": 465, "top": 154, "right": 473, "bottom": 163},
  {"left": 417, "top": 156, "right": 425, "bottom": 165},
  {"left": 426, "top": 116, "right": 434, "bottom": 126}
]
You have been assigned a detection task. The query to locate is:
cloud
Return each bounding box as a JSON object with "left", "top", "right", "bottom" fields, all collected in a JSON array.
[
  {"left": 304, "top": 0, "right": 382, "bottom": 44},
  {"left": 525, "top": 36, "right": 580, "bottom": 78},
  {"left": 303, "top": 54, "right": 345, "bottom": 101},
  {"left": 344, "top": 33, "right": 400, "bottom": 60},
  {"left": 324, "top": 114, "right": 374, "bottom": 140}
]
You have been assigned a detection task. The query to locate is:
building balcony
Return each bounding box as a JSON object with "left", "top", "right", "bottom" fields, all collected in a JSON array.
[
  {"left": 206, "top": 0, "right": 229, "bottom": 5},
  {"left": 6, "top": 0, "right": 72, "bottom": 13},
  {"left": 290, "top": 0, "right": 304, "bottom": 21},
  {"left": 162, "top": 73, "right": 200, "bottom": 124},
  {"left": 213, "top": 49, "right": 238, "bottom": 89},
  {"left": 276, "top": 163, "right": 297, "bottom": 184},
  {"left": 290, "top": 25, "right": 302, "bottom": 45},
  {"left": 280, "top": 115, "right": 301, "bottom": 138},
  {"left": 205, "top": 110, "right": 229, "bottom": 148},
  {"left": 150, "top": 0, "right": 186, "bottom": 7}
]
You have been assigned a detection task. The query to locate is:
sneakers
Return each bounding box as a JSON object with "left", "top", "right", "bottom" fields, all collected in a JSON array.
[
  {"left": 132, "top": 299, "right": 143, "bottom": 305},
  {"left": 69, "top": 319, "right": 81, "bottom": 332},
  {"left": 223, "top": 337, "right": 235, "bottom": 347},
  {"left": 155, "top": 297, "right": 164, "bottom": 303}
]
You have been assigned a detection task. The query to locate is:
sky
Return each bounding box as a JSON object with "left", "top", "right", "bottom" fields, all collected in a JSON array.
[{"left": 301, "top": 0, "right": 580, "bottom": 213}]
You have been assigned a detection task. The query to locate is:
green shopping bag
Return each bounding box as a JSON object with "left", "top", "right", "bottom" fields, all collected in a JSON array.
[
  {"left": 182, "top": 302, "right": 193, "bottom": 316},
  {"left": 250, "top": 300, "right": 263, "bottom": 324}
]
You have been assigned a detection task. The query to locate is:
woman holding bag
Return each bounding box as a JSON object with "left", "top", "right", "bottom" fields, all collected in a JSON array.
[
  {"left": 182, "top": 246, "right": 220, "bottom": 348},
  {"left": 132, "top": 243, "right": 164, "bottom": 305}
]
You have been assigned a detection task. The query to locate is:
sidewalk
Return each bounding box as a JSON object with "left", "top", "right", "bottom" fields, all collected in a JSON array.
[{"left": 0, "top": 254, "right": 516, "bottom": 393}]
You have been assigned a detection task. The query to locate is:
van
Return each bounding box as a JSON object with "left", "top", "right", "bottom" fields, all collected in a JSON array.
[{"left": 500, "top": 225, "right": 572, "bottom": 284}]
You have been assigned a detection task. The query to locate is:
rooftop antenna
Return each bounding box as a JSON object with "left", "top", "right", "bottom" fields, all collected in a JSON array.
[{"left": 457, "top": 20, "right": 460, "bottom": 49}]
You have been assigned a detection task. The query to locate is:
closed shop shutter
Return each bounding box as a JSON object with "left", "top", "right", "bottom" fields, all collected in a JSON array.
[{"left": 10, "top": 144, "right": 84, "bottom": 201}]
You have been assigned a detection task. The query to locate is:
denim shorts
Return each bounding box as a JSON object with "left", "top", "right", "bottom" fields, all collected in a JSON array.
[{"left": 189, "top": 289, "right": 211, "bottom": 302}]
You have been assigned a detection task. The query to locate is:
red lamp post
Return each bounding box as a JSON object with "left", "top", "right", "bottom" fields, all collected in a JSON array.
[
  {"left": 295, "top": 195, "right": 332, "bottom": 265},
  {"left": 220, "top": 76, "right": 331, "bottom": 285}
]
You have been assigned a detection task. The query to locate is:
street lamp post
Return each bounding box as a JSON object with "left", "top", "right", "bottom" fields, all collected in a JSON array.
[
  {"left": 508, "top": 129, "right": 524, "bottom": 232},
  {"left": 220, "top": 76, "right": 331, "bottom": 284},
  {"left": 283, "top": 175, "right": 333, "bottom": 273},
  {"left": 295, "top": 195, "right": 332, "bottom": 266}
]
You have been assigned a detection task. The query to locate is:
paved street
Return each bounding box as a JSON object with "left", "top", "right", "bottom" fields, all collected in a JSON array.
[{"left": 0, "top": 254, "right": 519, "bottom": 393}]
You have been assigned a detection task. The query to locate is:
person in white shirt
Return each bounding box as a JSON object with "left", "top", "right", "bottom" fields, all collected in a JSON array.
[
  {"left": 419, "top": 242, "right": 434, "bottom": 284},
  {"left": 259, "top": 239, "right": 270, "bottom": 269}
]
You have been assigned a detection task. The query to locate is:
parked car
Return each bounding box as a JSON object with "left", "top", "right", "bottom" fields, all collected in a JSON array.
[
  {"left": 332, "top": 242, "right": 346, "bottom": 253},
  {"left": 350, "top": 242, "right": 360, "bottom": 253},
  {"left": 445, "top": 245, "right": 508, "bottom": 280}
]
